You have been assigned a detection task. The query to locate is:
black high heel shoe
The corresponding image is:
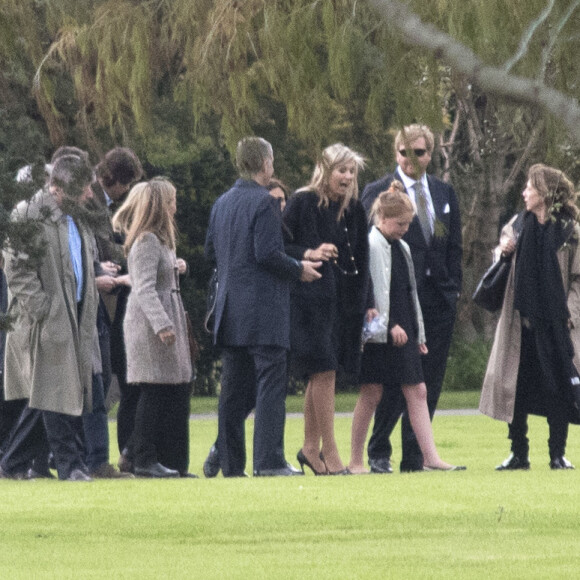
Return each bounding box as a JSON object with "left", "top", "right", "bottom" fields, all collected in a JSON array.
[
  {"left": 318, "top": 451, "right": 350, "bottom": 475},
  {"left": 297, "top": 450, "right": 327, "bottom": 475}
]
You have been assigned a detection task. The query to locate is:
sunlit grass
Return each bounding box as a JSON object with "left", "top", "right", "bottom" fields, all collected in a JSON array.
[{"left": 1, "top": 411, "right": 580, "bottom": 578}]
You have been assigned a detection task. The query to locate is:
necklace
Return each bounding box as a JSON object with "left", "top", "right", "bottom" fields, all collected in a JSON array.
[{"left": 332, "top": 218, "right": 359, "bottom": 276}]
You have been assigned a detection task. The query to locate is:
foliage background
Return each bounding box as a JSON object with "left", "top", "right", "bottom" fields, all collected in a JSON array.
[{"left": 2, "top": 0, "right": 580, "bottom": 393}]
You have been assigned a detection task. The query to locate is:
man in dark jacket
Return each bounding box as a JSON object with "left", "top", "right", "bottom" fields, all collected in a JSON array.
[{"left": 205, "top": 137, "right": 320, "bottom": 477}]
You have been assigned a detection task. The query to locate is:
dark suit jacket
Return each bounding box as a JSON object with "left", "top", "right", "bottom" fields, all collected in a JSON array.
[
  {"left": 361, "top": 170, "right": 462, "bottom": 309},
  {"left": 205, "top": 179, "right": 302, "bottom": 349}
]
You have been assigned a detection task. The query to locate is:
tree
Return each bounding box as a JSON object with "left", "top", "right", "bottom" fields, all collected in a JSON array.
[{"left": 4, "top": 0, "right": 580, "bottom": 385}]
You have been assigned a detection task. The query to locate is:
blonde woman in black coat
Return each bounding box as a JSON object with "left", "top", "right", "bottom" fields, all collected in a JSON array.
[{"left": 284, "top": 144, "right": 369, "bottom": 475}]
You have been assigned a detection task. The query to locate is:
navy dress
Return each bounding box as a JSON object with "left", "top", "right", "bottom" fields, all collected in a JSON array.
[
  {"left": 283, "top": 191, "right": 369, "bottom": 378},
  {"left": 360, "top": 240, "right": 424, "bottom": 386}
]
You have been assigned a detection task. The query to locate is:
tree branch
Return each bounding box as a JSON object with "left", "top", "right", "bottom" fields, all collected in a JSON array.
[
  {"left": 367, "top": 0, "right": 580, "bottom": 144},
  {"left": 504, "top": 0, "right": 555, "bottom": 73}
]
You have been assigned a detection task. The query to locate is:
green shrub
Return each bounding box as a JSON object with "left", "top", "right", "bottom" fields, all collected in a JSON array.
[{"left": 443, "top": 336, "right": 492, "bottom": 392}]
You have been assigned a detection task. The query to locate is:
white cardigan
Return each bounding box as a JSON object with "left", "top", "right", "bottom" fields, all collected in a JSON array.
[{"left": 367, "top": 225, "right": 426, "bottom": 345}]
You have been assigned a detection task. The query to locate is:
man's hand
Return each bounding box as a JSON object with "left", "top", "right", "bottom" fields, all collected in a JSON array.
[
  {"left": 100, "top": 261, "right": 121, "bottom": 277},
  {"left": 300, "top": 260, "right": 322, "bottom": 282}
]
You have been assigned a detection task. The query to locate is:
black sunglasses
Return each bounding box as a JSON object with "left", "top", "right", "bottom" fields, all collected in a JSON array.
[{"left": 398, "top": 148, "right": 428, "bottom": 158}]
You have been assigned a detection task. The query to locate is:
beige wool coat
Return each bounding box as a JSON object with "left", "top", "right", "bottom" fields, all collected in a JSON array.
[
  {"left": 123, "top": 232, "right": 192, "bottom": 385},
  {"left": 3, "top": 189, "right": 97, "bottom": 415},
  {"left": 479, "top": 214, "right": 580, "bottom": 423}
]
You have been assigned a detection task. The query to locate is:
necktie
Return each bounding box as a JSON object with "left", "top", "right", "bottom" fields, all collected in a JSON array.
[{"left": 414, "top": 181, "right": 432, "bottom": 244}]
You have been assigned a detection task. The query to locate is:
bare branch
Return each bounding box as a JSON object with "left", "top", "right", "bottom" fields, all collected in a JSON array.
[
  {"left": 367, "top": 0, "right": 580, "bottom": 145},
  {"left": 504, "top": 0, "right": 555, "bottom": 73},
  {"left": 539, "top": 0, "right": 580, "bottom": 82}
]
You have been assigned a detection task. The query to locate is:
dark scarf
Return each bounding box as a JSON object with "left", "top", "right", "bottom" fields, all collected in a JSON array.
[{"left": 513, "top": 211, "right": 573, "bottom": 323}]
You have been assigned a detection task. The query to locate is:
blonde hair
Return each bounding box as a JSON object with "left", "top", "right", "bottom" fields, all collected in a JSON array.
[
  {"left": 394, "top": 124, "right": 435, "bottom": 154},
  {"left": 112, "top": 177, "right": 177, "bottom": 254},
  {"left": 371, "top": 180, "right": 414, "bottom": 225},
  {"left": 528, "top": 163, "right": 580, "bottom": 221},
  {"left": 298, "top": 143, "right": 365, "bottom": 221}
]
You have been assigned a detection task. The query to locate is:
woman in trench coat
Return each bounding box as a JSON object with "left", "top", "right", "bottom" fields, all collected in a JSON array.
[{"left": 479, "top": 164, "right": 580, "bottom": 470}]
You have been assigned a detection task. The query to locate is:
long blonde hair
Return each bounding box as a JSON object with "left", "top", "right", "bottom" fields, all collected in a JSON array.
[
  {"left": 112, "top": 177, "right": 177, "bottom": 254},
  {"left": 298, "top": 143, "right": 365, "bottom": 221}
]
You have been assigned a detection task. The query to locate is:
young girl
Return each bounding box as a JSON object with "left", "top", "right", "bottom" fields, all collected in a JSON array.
[{"left": 348, "top": 181, "right": 464, "bottom": 473}]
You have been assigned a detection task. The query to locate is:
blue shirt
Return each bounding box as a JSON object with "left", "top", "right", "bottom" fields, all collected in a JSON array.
[{"left": 66, "top": 216, "right": 84, "bottom": 303}]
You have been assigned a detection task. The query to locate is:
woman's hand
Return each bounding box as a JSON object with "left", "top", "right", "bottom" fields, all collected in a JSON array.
[
  {"left": 176, "top": 258, "right": 187, "bottom": 275},
  {"left": 115, "top": 274, "right": 131, "bottom": 287},
  {"left": 366, "top": 308, "right": 379, "bottom": 322},
  {"left": 418, "top": 343, "right": 428, "bottom": 355},
  {"left": 500, "top": 238, "right": 516, "bottom": 258},
  {"left": 158, "top": 328, "right": 176, "bottom": 346},
  {"left": 389, "top": 324, "right": 408, "bottom": 347},
  {"left": 96, "top": 275, "right": 117, "bottom": 293},
  {"left": 304, "top": 243, "right": 338, "bottom": 262}
]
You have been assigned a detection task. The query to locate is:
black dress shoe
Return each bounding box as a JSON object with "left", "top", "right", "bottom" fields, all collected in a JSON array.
[
  {"left": 26, "top": 468, "right": 55, "bottom": 479},
  {"left": 550, "top": 456, "right": 575, "bottom": 470},
  {"left": 118, "top": 448, "right": 134, "bottom": 474},
  {"left": 134, "top": 462, "right": 180, "bottom": 478},
  {"left": 253, "top": 462, "right": 304, "bottom": 477},
  {"left": 203, "top": 445, "right": 220, "bottom": 478},
  {"left": 0, "top": 466, "right": 29, "bottom": 480},
  {"left": 180, "top": 472, "right": 199, "bottom": 478},
  {"left": 495, "top": 453, "right": 530, "bottom": 471},
  {"left": 66, "top": 469, "right": 93, "bottom": 482},
  {"left": 369, "top": 457, "right": 393, "bottom": 474}
]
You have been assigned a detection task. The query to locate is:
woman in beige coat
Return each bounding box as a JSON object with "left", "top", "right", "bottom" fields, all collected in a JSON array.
[
  {"left": 479, "top": 164, "right": 580, "bottom": 471},
  {"left": 113, "top": 178, "right": 193, "bottom": 478}
]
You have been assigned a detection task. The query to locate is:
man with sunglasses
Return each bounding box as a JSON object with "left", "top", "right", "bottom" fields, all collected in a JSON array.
[{"left": 361, "top": 124, "right": 463, "bottom": 473}]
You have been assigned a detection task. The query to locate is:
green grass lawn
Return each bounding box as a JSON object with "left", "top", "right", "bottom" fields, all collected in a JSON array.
[
  {"left": 1, "top": 409, "right": 580, "bottom": 579},
  {"left": 190, "top": 389, "right": 481, "bottom": 415}
]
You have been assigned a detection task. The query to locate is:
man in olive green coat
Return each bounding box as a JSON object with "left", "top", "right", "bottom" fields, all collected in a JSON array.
[{"left": 3, "top": 155, "right": 98, "bottom": 481}]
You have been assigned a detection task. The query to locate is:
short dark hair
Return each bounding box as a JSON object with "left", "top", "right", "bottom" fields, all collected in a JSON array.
[
  {"left": 50, "top": 155, "right": 94, "bottom": 198},
  {"left": 96, "top": 147, "right": 143, "bottom": 188},
  {"left": 50, "top": 146, "right": 90, "bottom": 165},
  {"left": 236, "top": 137, "right": 272, "bottom": 179}
]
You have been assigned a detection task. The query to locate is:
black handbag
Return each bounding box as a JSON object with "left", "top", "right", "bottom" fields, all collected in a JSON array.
[{"left": 472, "top": 258, "right": 511, "bottom": 312}]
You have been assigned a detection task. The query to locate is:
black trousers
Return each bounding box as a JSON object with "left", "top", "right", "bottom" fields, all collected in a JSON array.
[
  {"left": 110, "top": 287, "right": 141, "bottom": 454},
  {"left": 509, "top": 325, "right": 570, "bottom": 459},
  {"left": 128, "top": 382, "right": 191, "bottom": 473},
  {"left": 217, "top": 346, "right": 287, "bottom": 476},
  {"left": 0, "top": 406, "right": 49, "bottom": 475},
  {"left": 368, "top": 294, "right": 456, "bottom": 471},
  {"left": 43, "top": 411, "right": 87, "bottom": 479}
]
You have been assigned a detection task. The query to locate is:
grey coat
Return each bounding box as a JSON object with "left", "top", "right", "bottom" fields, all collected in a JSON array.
[
  {"left": 479, "top": 215, "right": 580, "bottom": 423},
  {"left": 3, "top": 189, "right": 97, "bottom": 415},
  {"left": 123, "top": 232, "right": 192, "bottom": 384}
]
